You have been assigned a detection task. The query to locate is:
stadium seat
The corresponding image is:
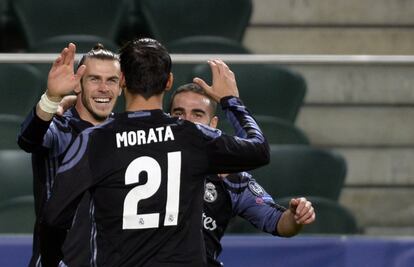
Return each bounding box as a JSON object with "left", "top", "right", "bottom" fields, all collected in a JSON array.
[
  {"left": 0, "top": 0, "right": 25, "bottom": 51},
  {"left": 0, "top": 63, "right": 43, "bottom": 117},
  {"left": 226, "top": 196, "right": 359, "bottom": 235},
  {"left": 0, "top": 149, "right": 32, "bottom": 203},
  {"left": 31, "top": 34, "right": 119, "bottom": 54},
  {"left": 250, "top": 145, "right": 347, "bottom": 201},
  {"left": 138, "top": 0, "right": 252, "bottom": 44},
  {"left": 219, "top": 115, "right": 310, "bottom": 145},
  {"left": 11, "top": 0, "right": 129, "bottom": 51},
  {"left": 167, "top": 36, "right": 251, "bottom": 54},
  {"left": 0, "top": 195, "right": 35, "bottom": 233},
  {"left": 192, "top": 63, "right": 307, "bottom": 123},
  {"left": 0, "top": 114, "right": 22, "bottom": 149}
]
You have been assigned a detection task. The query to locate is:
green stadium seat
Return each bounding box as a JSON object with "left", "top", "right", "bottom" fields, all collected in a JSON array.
[
  {"left": 192, "top": 63, "right": 307, "bottom": 123},
  {"left": 0, "top": 63, "right": 43, "bottom": 117},
  {"left": 219, "top": 115, "right": 310, "bottom": 145},
  {"left": 0, "top": 0, "right": 25, "bottom": 51},
  {"left": 226, "top": 196, "right": 360, "bottom": 235},
  {"left": 250, "top": 145, "right": 347, "bottom": 201},
  {"left": 139, "top": 0, "right": 252, "bottom": 44},
  {"left": 31, "top": 34, "right": 119, "bottom": 54},
  {"left": 167, "top": 36, "right": 251, "bottom": 54},
  {"left": 0, "top": 195, "right": 35, "bottom": 233},
  {"left": 11, "top": 0, "right": 129, "bottom": 51},
  {"left": 0, "top": 149, "right": 32, "bottom": 203},
  {"left": 0, "top": 114, "right": 22, "bottom": 149}
]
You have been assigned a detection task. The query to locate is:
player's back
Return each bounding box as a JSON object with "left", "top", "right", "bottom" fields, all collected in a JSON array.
[
  {"left": 46, "top": 98, "right": 270, "bottom": 267},
  {"left": 86, "top": 110, "right": 209, "bottom": 266}
]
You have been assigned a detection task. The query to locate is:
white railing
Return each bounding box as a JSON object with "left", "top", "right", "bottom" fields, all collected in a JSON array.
[{"left": 0, "top": 53, "right": 414, "bottom": 64}]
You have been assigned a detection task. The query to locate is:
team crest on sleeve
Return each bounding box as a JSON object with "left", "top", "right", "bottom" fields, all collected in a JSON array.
[
  {"left": 204, "top": 182, "right": 218, "bottom": 203},
  {"left": 248, "top": 181, "right": 264, "bottom": 197}
]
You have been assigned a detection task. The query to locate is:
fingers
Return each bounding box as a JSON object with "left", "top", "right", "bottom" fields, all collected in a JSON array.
[
  {"left": 208, "top": 60, "right": 220, "bottom": 79},
  {"left": 193, "top": 77, "right": 210, "bottom": 90},
  {"left": 63, "top": 43, "right": 76, "bottom": 66},
  {"left": 291, "top": 197, "right": 316, "bottom": 225},
  {"left": 50, "top": 55, "right": 63, "bottom": 73}
]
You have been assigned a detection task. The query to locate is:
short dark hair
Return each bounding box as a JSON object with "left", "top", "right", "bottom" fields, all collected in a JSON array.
[
  {"left": 169, "top": 83, "right": 217, "bottom": 115},
  {"left": 119, "top": 38, "right": 172, "bottom": 99},
  {"left": 77, "top": 43, "right": 119, "bottom": 70}
]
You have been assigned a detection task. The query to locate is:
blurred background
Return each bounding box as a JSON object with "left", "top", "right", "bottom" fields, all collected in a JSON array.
[{"left": 0, "top": 0, "right": 414, "bottom": 266}]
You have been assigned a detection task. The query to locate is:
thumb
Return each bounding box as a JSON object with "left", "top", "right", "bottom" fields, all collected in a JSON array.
[
  {"left": 193, "top": 77, "right": 210, "bottom": 91},
  {"left": 74, "top": 65, "right": 86, "bottom": 82},
  {"left": 289, "top": 198, "right": 299, "bottom": 212}
]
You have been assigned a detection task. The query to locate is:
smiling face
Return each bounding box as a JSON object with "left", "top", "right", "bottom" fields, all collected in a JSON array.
[
  {"left": 75, "top": 58, "right": 122, "bottom": 125},
  {"left": 170, "top": 91, "right": 218, "bottom": 128}
]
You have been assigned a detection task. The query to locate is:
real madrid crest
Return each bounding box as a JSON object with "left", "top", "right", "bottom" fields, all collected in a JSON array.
[
  {"left": 248, "top": 181, "right": 265, "bottom": 197},
  {"left": 204, "top": 182, "right": 218, "bottom": 203}
]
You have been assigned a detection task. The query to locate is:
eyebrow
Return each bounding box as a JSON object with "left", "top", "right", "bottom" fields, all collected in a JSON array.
[
  {"left": 86, "top": 74, "right": 119, "bottom": 80},
  {"left": 191, "top": 109, "right": 206, "bottom": 114},
  {"left": 171, "top": 107, "right": 185, "bottom": 113}
]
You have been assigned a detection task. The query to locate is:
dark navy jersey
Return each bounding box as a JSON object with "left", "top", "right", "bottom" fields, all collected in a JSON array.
[
  {"left": 202, "top": 172, "right": 286, "bottom": 267},
  {"left": 18, "top": 107, "right": 93, "bottom": 267},
  {"left": 43, "top": 96, "right": 269, "bottom": 267}
]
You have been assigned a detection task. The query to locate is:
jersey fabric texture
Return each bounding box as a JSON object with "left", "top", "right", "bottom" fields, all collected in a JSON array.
[
  {"left": 43, "top": 96, "right": 269, "bottom": 267},
  {"left": 18, "top": 107, "right": 93, "bottom": 267},
  {"left": 202, "top": 172, "right": 286, "bottom": 267}
]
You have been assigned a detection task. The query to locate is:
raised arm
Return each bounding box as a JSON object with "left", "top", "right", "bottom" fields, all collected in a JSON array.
[
  {"left": 37, "top": 43, "right": 85, "bottom": 121},
  {"left": 194, "top": 59, "right": 270, "bottom": 173},
  {"left": 18, "top": 44, "right": 85, "bottom": 152}
]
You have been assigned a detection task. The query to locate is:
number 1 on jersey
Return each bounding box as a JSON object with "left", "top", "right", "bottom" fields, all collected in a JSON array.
[{"left": 123, "top": 152, "right": 181, "bottom": 230}]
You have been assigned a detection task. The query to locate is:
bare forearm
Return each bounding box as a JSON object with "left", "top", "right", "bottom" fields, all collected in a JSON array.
[{"left": 276, "top": 210, "right": 303, "bottom": 237}]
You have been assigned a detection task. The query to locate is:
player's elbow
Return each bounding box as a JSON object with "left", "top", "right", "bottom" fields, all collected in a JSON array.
[{"left": 259, "top": 143, "right": 270, "bottom": 166}]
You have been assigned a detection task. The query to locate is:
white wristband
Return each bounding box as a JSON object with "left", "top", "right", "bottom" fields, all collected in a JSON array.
[{"left": 38, "top": 93, "right": 60, "bottom": 114}]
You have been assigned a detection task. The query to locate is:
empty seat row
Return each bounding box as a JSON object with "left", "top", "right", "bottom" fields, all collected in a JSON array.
[{"left": 0, "top": 0, "right": 252, "bottom": 52}]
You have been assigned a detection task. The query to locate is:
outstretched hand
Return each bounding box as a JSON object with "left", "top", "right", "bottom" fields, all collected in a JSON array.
[
  {"left": 46, "top": 43, "right": 86, "bottom": 101},
  {"left": 193, "top": 59, "right": 239, "bottom": 103},
  {"left": 289, "top": 197, "right": 316, "bottom": 225}
]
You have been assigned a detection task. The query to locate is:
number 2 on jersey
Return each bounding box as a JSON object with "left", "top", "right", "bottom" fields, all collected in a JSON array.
[{"left": 123, "top": 152, "right": 181, "bottom": 229}]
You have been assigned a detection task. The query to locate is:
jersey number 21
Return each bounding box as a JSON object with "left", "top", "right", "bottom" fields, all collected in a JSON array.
[{"left": 123, "top": 152, "right": 181, "bottom": 229}]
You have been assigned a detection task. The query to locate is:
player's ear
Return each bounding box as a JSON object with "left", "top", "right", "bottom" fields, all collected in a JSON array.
[
  {"left": 118, "top": 74, "right": 125, "bottom": 96},
  {"left": 209, "top": 116, "right": 218, "bottom": 129},
  {"left": 74, "top": 80, "right": 82, "bottom": 94},
  {"left": 165, "top": 72, "right": 173, "bottom": 91}
]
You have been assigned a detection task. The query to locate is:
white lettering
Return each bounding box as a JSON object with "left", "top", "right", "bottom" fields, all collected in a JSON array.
[
  {"left": 164, "top": 126, "right": 174, "bottom": 141},
  {"left": 116, "top": 126, "right": 175, "bottom": 148},
  {"left": 137, "top": 130, "right": 146, "bottom": 145},
  {"left": 147, "top": 128, "right": 157, "bottom": 144},
  {"left": 116, "top": 132, "right": 128, "bottom": 148},
  {"left": 128, "top": 131, "right": 137, "bottom": 146}
]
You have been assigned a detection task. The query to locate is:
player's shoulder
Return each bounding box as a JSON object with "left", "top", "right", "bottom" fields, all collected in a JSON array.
[
  {"left": 223, "top": 172, "right": 272, "bottom": 199},
  {"left": 222, "top": 172, "right": 251, "bottom": 193},
  {"left": 194, "top": 122, "right": 222, "bottom": 139}
]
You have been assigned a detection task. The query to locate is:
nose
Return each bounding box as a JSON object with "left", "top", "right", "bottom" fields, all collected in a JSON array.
[{"left": 98, "top": 82, "right": 110, "bottom": 92}]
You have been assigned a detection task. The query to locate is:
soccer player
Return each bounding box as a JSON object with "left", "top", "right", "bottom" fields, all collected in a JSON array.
[
  {"left": 43, "top": 38, "right": 269, "bottom": 267},
  {"left": 169, "top": 83, "right": 316, "bottom": 266},
  {"left": 17, "top": 43, "right": 122, "bottom": 267}
]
